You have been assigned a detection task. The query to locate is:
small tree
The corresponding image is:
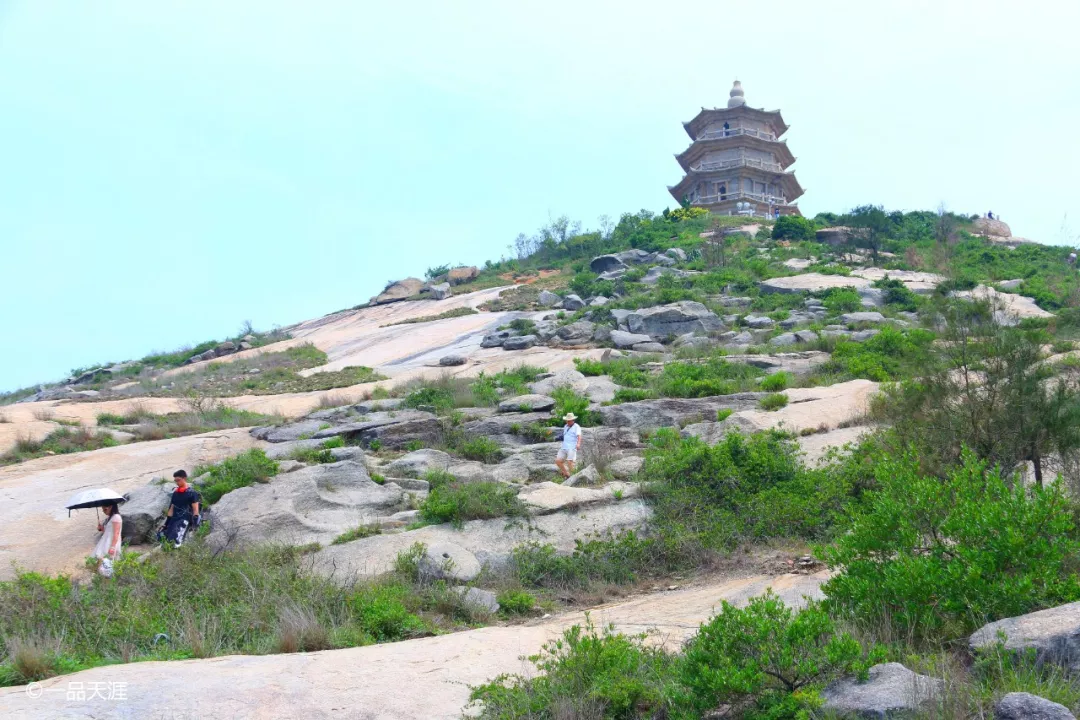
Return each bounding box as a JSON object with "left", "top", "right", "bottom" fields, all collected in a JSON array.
[
  {"left": 771, "top": 215, "right": 815, "bottom": 242},
  {"left": 842, "top": 204, "right": 890, "bottom": 263}
]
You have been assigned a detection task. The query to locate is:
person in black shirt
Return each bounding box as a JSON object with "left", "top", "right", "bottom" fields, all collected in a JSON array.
[{"left": 159, "top": 469, "right": 201, "bottom": 546}]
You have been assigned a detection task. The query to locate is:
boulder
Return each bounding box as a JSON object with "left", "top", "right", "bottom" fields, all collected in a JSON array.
[
  {"left": 562, "top": 465, "right": 601, "bottom": 488},
  {"left": 439, "top": 354, "right": 467, "bottom": 366},
  {"left": 373, "top": 277, "right": 424, "bottom": 305},
  {"left": 744, "top": 315, "right": 774, "bottom": 329},
  {"left": 793, "top": 330, "right": 819, "bottom": 344},
  {"left": 264, "top": 438, "right": 330, "bottom": 459},
  {"left": 207, "top": 461, "right": 406, "bottom": 549},
  {"left": 821, "top": 663, "right": 944, "bottom": 719},
  {"left": 563, "top": 294, "right": 586, "bottom": 311},
  {"left": 969, "top": 601, "right": 1080, "bottom": 672},
  {"left": 599, "top": 394, "right": 763, "bottom": 430},
  {"left": 121, "top": 484, "right": 172, "bottom": 543},
  {"left": 626, "top": 301, "right": 724, "bottom": 338},
  {"left": 858, "top": 288, "right": 886, "bottom": 308},
  {"left": 556, "top": 320, "right": 596, "bottom": 346},
  {"left": 611, "top": 330, "right": 654, "bottom": 349},
  {"left": 973, "top": 217, "right": 1013, "bottom": 239},
  {"left": 851, "top": 329, "right": 880, "bottom": 342},
  {"left": 313, "top": 412, "right": 442, "bottom": 450},
  {"left": 329, "top": 446, "right": 365, "bottom": 462},
  {"left": 461, "top": 412, "right": 554, "bottom": 446},
  {"left": 592, "top": 325, "right": 612, "bottom": 343},
  {"left": 589, "top": 296, "right": 609, "bottom": 307},
  {"left": 995, "top": 692, "right": 1076, "bottom": 720},
  {"left": 498, "top": 394, "right": 556, "bottom": 413},
  {"left": 447, "top": 266, "right": 479, "bottom": 285},
  {"left": 503, "top": 335, "right": 537, "bottom": 351},
  {"left": 453, "top": 586, "right": 500, "bottom": 614},
  {"left": 632, "top": 342, "right": 666, "bottom": 353},
  {"left": 816, "top": 226, "right": 868, "bottom": 247},
  {"left": 641, "top": 267, "right": 690, "bottom": 286},
  {"left": 529, "top": 370, "right": 589, "bottom": 396},
  {"left": 998, "top": 279, "right": 1024, "bottom": 291},
  {"left": 480, "top": 330, "right": 516, "bottom": 348},
  {"left": 840, "top": 311, "right": 886, "bottom": 325},
  {"left": 760, "top": 273, "right": 872, "bottom": 294},
  {"left": 665, "top": 247, "right": 687, "bottom": 261},
  {"left": 538, "top": 290, "right": 562, "bottom": 306},
  {"left": 770, "top": 333, "right": 797, "bottom": 347},
  {"left": 350, "top": 398, "right": 405, "bottom": 414},
  {"left": 589, "top": 255, "right": 628, "bottom": 274},
  {"left": 607, "top": 455, "right": 645, "bottom": 479},
  {"left": 615, "top": 249, "right": 652, "bottom": 265},
  {"left": 430, "top": 282, "right": 452, "bottom": 300},
  {"left": 384, "top": 449, "right": 454, "bottom": 478},
  {"left": 727, "top": 331, "right": 754, "bottom": 345},
  {"left": 585, "top": 376, "right": 619, "bottom": 404},
  {"left": 419, "top": 542, "right": 481, "bottom": 582}
]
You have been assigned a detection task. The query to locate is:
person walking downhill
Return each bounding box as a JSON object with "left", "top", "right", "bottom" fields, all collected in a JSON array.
[
  {"left": 158, "top": 470, "right": 201, "bottom": 548},
  {"left": 92, "top": 502, "right": 123, "bottom": 577},
  {"left": 555, "top": 412, "right": 583, "bottom": 480}
]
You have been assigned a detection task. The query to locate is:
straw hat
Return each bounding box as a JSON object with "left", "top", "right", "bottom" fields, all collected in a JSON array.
[{"left": 562, "top": 413, "right": 577, "bottom": 422}]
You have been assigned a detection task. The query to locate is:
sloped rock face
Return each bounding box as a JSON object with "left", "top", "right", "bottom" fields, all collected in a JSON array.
[
  {"left": 969, "top": 601, "right": 1080, "bottom": 672},
  {"left": 760, "top": 273, "right": 872, "bottom": 294},
  {"left": 305, "top": 411, "right": 442, "bottom": 450},
  {"left": 995, "top": 692, "right": 1076, "bottom": 720},
  {"left": 498, "top": 394, "right": 556, "bottom": 413},
  {"left": 840, "top": 311, "right": 886, "bottom": 324},
  {"left": 461, "top": 412, "right": 553, "bottom": 446},
  {"left": 974, "top": 217, "right": 1013, "bottom": 238},
  {"left": 611, "top": 330, "right": 654, "bottom": 348},
  {"left": 372, "top": 277, "right": 424, "bottom": 304},
  {"left": 383, "top": 448, "right": 454, "bottom": 478},
  {"left": 590, "top": 255, "right": 628, "bottom": 274},
  {"left": 312, "top": 499, "right": 652, "bottom": 581},
  {"left": 626, "top": 301, "right": 724, "bottom": 339},
  {"left": 529, "top": 370, "right": 589, "bottom": 396},
  {"left": 207, "top": 461, "right": 406, "bottom": 549},
  {"left": 599, "top": 394, "right": 763, "bottom": 430},
  {"left": 821, "top": 663, "right": 944, "bottom": 718}
]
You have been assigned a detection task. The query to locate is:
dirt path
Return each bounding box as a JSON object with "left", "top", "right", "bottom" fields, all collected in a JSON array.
[
  {"left": 0, "top": 571, "right": 827, "bottom": 719},
  {"left": 0, "top": 429, "right": 262, "bottom": 580}
]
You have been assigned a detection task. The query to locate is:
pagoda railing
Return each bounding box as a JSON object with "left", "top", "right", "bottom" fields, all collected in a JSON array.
[
  {"left": 696, "top": 127, "right": 777, "bottom": 142},
  {"left": 690, "top": 157, "right": 784, "bottom": 173},
  {"left": 691, "top": 190, "right": 789, "bottom": 206}
]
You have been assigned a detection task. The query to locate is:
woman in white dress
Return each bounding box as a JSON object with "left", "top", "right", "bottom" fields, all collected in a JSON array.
[{"left": 92, "top": 502, "right": 123, "bottom": 576}]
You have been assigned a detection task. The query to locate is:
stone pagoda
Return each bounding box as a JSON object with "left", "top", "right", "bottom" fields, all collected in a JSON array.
[{"left": 668, "top": 81, "right": 804, "bottom": 217}]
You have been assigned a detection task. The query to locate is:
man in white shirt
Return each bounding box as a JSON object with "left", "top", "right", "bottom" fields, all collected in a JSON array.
[{"left": 555, "top": 412, "right": 583, "bottom": 479}]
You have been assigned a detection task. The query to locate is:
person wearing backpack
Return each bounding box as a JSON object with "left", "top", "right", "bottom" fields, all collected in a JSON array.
[{"left": 158, "top": 469, "right": 201, "bottom": 547}]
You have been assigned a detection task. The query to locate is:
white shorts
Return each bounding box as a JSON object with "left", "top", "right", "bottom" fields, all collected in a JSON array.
[{"left": 557, "top": 448, "right": 577, "bottom": 462}]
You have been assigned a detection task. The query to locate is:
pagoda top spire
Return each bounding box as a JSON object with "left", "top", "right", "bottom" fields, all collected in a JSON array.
[{"left": 727, "top": 80, "right": 745, "bottom": 108}]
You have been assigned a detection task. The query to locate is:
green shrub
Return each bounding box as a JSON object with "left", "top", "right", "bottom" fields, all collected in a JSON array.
[
  {"left": 821, "top": 287, "right": 863, "bottom": 314},
  {"left": 459, "top": 436, "right": 503, "bottom": 463},
  {"left": 512, "top": 534, "right": 659, "bottom": 590},
  {"left": 716, "top": 408, "right": 733, "bottom": 422},
  {"left": 759, "top": 393, "right": 789, "bottom": 411},
  {"left": 194, "top": 449, "right": 279, "bottom": 505},
  {"left": 403, "top": 385, "right": 455, "bottom": 413},
  {"left": 469, "top": 619, "right": 674, "bottom": 720},
  {"left": 873, "top": 276, "right": 919, "bottom": 312},
  {"left": 506, "top": 318, "right": 537, "bottom": 335},
  {"left": 320, "top": 436, "right": 345, "bottom": 449},
  {"left": 549, "top": 386, "right": 601, "bottom": 426},
  {"left": 2, "top": 426, "right": 119, "bottom": 465},
  {"left": 289, "top": 447, "right": 336, "bottom": 464},
  {"left": 821, "top": 326, "right": 934, "bottom": 382},
  {"left": 420, "top": 482, "right": 528, "bottom": 528},
  {"left": 352, "top": 583, "right": 429, "bottom": 641},
  {"left": 654, "top": 359, "right": 763, "bottom": 398},
  {"left": 676, "top": 592, "right": 874, "bottom": 718},
  {"left": 612, "top": 388, "right": 654, "bottom": 404},
  {"left": 758, "top": 372, "right": 793, "bottom": 392},
  {"left": 771, "top": 215, "right": 816, "bottom": 242},
  {"left": 496, "top": 589, "right": 537, "bottom": 616},
  {"left": 642, "top": 430, "right": 851, "bottom": 553},
  {"left": 821, "top": 451, "right": 1080, "bottom": 639}
]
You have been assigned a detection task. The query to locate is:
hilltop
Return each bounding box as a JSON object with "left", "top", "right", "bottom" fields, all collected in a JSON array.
[{"left": 2, "top": 204, "right": 1080, "bottom": 719}]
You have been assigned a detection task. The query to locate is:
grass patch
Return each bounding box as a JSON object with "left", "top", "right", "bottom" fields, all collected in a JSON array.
[
  {"left": 1, "top": 427, "right": 119, "bottom": 465},
  {"left": 331, "top": 524, "right": 382, "bottom": 545},
  {"left": 758, "top": 371, "right": 793, "bottom": 392},
  {"left": 0, "top": 540, "right": 494, "bottom": 686},
  {"left": 97, "top": 400, "right": 281, "bottom": 442},
  {"left": 194, "top": 449, "right": 280, "bottom": 505},
  {"left": 381, "top": 306, "right": 479, "bottom": 327},
  {"left": 759, "top": 392, "right": 789, "bottom": 411},
  {"left": 419, "top": 481, "right": 528, "bottom": 528},
  {"left": 459, "top": 436, "right": 503, "bottom": 463}
]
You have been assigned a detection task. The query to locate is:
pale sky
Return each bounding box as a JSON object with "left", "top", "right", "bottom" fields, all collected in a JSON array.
[{"left": 1, "top": 0, "right": 1078, "bottom": 391}]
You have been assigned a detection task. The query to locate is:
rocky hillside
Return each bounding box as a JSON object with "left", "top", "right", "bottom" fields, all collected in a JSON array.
[{"left": 3, "top": 206, "right": 1080, "bottom": 719}]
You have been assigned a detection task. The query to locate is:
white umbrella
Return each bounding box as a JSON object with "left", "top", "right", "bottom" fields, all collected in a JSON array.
[{"left": 65, "top": 488, "right": 126, "bottom": 517}]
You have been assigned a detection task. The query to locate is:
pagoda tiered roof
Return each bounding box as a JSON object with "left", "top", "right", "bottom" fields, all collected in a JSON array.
[
  {"left": 682, "top": 105, "right": 789, "bottom": 141},
  {"left": 674, "top": 134, "right": 796, "bottom": 173}
]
